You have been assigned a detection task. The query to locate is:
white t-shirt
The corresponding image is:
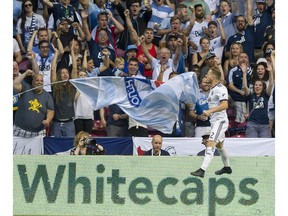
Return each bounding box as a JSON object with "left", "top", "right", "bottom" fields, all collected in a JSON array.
[
  {"left": 35, "top": 53, "right": 54, "bottom": 92},
  {"left": 208, "top": 82, "right": 229, "bottom": 123},
  {"left": 188, "top": 20, "right": 208, "bottom": 54},
  {"left": 151, "top": 58, "right": 178, "bottom": 82},
  {"left": 16, "top": 13, "right": 46, "bottom": 46}
]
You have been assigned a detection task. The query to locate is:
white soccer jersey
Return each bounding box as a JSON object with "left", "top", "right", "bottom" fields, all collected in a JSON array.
[
  {"left": 35, "top": 53, "right": 55, "bottom": 92},
  {"left": 209, "top": 36, "right": 224, "bottom": 60},
  {"left": 208, "top": 82, "right": 228, "bottom": 123},
  {"left": 188, "top": 20, "right": 208, "bottom": 54}
]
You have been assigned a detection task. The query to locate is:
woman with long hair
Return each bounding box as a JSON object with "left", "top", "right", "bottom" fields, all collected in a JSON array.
[
  {"left": 223, "top": 42, "right": 243, "bottom": 79},
  {"left": 50, "top": 43, "right": 78, "bottom": 137},
  {"left": 192, "top": 36, "right": 210, "bottom": 70},
  {"left": 242, "top": 57, "right": 274, "bottom": 138},
  {"left": 16, "top": 0, "right": 46, "bottom": 53}
]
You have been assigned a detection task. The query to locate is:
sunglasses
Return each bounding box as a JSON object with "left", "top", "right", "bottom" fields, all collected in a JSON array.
[{"left": 24, "top": 4, "right": 33, "bottom": 7}]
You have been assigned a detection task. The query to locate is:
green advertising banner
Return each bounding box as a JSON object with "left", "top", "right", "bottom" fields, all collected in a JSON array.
[{"left": 14, "top": 156, "right": 274, "bottom": 216}]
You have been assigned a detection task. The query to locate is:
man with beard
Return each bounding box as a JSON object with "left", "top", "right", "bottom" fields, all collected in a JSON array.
[
  {"left": 13, "top": 69, "right": 54, "bottom": 138},
  {"left": 187, "top": 4, "right": 208, "bottom": 70},
  {"left": 140, "top": 35, "right": 182, "bottom": 82},
  {"left": 124, "top": 9, "right": 158, "bottom": 79},
  {"left": 112, "top": 0, "right": 152, "bottom": 52},
  {"left": 182, "top": 0, "right": 211, "bottom": 21},
  {"left": 225, "top": 1, "right": 254, "bottom": 64}
]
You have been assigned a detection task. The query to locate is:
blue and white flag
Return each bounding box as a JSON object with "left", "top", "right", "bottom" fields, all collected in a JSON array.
[{"left": 70, "top": 72, "right": 199, "bottom": 133}]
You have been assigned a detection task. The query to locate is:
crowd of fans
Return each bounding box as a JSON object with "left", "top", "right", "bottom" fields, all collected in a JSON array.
[{"left": 13, "top": 0, "right": 275, "bottom": 139}]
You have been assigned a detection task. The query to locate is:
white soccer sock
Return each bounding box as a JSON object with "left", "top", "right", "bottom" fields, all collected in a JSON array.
[
  {"left": 201, "top": 147, "right": 214, "bottom": 171},
  {"left": 218, "top": 148, "right": 230, "bottom": 167}
]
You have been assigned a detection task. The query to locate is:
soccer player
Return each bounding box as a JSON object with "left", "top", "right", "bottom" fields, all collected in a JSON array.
[{"left": 190, "top": 66, "right": 232, "bottom": 178}]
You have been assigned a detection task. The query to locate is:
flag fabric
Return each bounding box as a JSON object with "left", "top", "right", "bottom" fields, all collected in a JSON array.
[{"left": 69, "top": 72, "right": 199, "bottom": 133}]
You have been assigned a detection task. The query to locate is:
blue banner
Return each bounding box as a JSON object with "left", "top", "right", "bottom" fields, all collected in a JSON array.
[{"left": 44, "top": 137, "right": 133, "bottom": 155}]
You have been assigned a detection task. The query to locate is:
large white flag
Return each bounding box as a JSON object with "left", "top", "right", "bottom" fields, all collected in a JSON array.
[{"left": 70, "top": 72, "right": 199, "bottom": 133}]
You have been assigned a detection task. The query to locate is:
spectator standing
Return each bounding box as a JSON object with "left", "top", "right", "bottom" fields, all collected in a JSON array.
[
  {"left": 73, "top": 45, "right": 110, "bottom": 134},
  {"left": 106, "top": 104, "right": 129, "bottom": 137},
  {"left": 143, "top": 135, "right": 170, "bottom": 156},
  {"left": 242, "top": 53, "right": 274, "bottom": 138},
  {"left": 157, "top": 4, "right": 190, "bottom": 37},
  {"left": 252, "top": 0, "right": 274, "bottom": 60},
  {"left": 125, "top": 9, "right": 158, "bottom": 79},
  {"left": 140, "top": 35, "right": 182, "bottom": 82},
  {"left": 147, "top": 0, "right": 175, "bottom": 46},
  {"left": 112, "top": 0, "right": 152, "bottom": 52},
  {"left": 218, "top": 0, "right": 238, "bottom": 44},
  {"left": 27, "top": 28, "right": 64, "bottom": 56},
  {"left": 263, "top": 6, "right": 275, "bottom": 44},
  {"left": 126, "top": 58, "right": 148, "bottom": 136},
  {"left": 225, "top": 1, "right": 255, "bottom": 64},
  {"left": 182, "top": 0, "right": 212, "bottom": 21},
  {"left": 207, "top": 18, "right": 226, "bottom": 60},
  {"left": 89, "top": 11, "right": 125, "bottom": 51},
  {"left": 13, "top": 70, "right": 54, "bottom": 138},
  {"left": 50, "top": 46, "right": 78, "bottom": 137},
  {"left": 79, "top": 0, "right": 112, "bottom": 31},
  {"left": 223, "top": 42, "right": 243, "bottom": 79},
  {"left": 43, "top": 0, "right": 81, "bottom": 32},
  {"left": 192, "top": 36, "right": 210, "bottom": 70},
  {"left": 34, "top": 40, "right": 57, "bottom": 93},
  {"left": 16, "top": 0, "right": 46, "bottom": 54},
  {"left": 81, "top": 10, "right": 116, "bottom": 76},
  {"left": 227, "top": 52, "right": 252, "bottom": 124}
]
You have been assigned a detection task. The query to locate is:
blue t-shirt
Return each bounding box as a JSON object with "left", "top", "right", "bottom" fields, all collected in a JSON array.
[
  {"left": 87, "top": 38, "right": 116, "bottom": 76},
  {"left": 247, "top": 92, "right": 269, "bottom": 125},
  {"left": 225, "top": 25, "right": 255, "bottom": 63},
  {"left": 195, "top": 90, "right": 210, "bottom": 127}
]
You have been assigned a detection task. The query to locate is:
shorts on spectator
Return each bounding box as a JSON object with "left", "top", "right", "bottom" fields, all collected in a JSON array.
[{"left": 13, "top": 125, "right": 46, "bottom": 138}]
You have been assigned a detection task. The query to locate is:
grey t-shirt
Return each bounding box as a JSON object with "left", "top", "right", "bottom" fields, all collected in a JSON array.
[{"left": 14, "top": 81, "right": 54, "bottom": 132}]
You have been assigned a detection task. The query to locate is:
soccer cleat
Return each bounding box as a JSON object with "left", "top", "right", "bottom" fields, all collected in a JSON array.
[
  {"left": 215, "top": 166, "right": 232, "bottom": 175},
  {"left": 190, "top": 168, "right": 205, "bottom": 178}
]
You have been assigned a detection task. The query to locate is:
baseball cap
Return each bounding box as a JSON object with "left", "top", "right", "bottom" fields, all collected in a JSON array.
[
  {"left": 256, "top": 0, "right": 266, "bottom": 3},
  {"left": 204, "top": 52, "right": 216, "bottom": 60},
  {"left": 208, "top": 21, "right": 217, "bottom": 27},
  {"left": 256, "top": 58, "right": 268, "bottom": 64},
  {"left": 56, "top": 17, "right": 71, "bottom": 26},
  {"left": 168, "top": 33, "right": 179, "bottom": 41},
  {"left": 126, "top": 44, "right": 138, "bottom": 53}
]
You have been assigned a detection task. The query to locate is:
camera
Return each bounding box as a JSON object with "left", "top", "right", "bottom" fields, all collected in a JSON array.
[
  {"left": 265, "top": 48, "right": 273, "bottom": 57},
  {"left": 82, "top": 138, "right": 105, "bottom": 155}
]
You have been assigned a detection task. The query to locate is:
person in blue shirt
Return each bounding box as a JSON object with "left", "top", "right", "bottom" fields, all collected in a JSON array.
[
  {"left": 225, "top": 6, "right": 255, "bottom": 64},
  {"left": 252, "top": 0, "right": 274, "bottom": 60},
  {"left": 242, "top": 52, "right": 274, "bottom": 138}
]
